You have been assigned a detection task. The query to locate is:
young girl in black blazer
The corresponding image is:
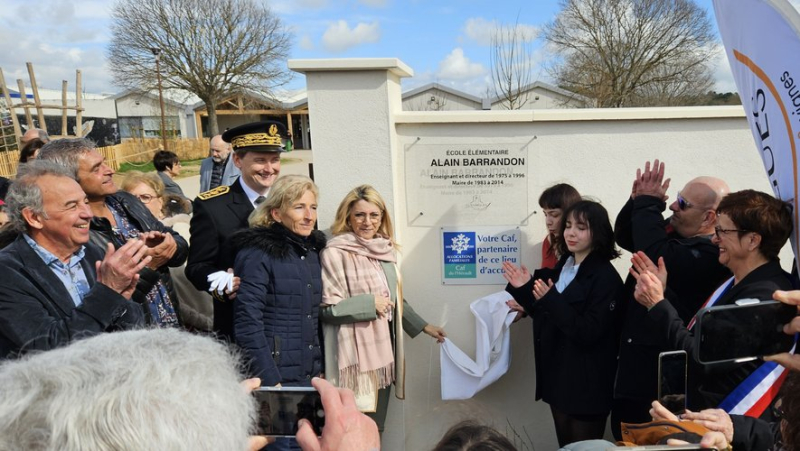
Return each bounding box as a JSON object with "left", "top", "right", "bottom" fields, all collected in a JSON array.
[{"left": 505, "top": 200, "right": 623, "bottom": 447}]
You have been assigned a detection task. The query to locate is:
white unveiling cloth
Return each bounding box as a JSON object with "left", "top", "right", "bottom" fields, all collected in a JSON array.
[{"left": 440, "top": 291, "right": 516, "bottom": 400}]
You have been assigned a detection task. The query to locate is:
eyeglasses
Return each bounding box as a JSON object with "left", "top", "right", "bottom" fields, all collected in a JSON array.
[
  {"left": 714, "top": 226, "right": 749, "bottom": 238},
  {"left": 676, "top": 192, "right": 696, "bottom": 211},
  {"left": 136, "top": 194, "right": 158, "bottom": 204}
]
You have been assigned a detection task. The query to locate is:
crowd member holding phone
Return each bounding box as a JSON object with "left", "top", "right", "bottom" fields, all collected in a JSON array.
[
  {"left": 320, "top": 185, "right": 446, "bottom": 432},
  {"left": 632, "top": 189, "right": 793, "bottom": 419},
  {"left": 505, "top": 200, "right": 623, "bottom": 447}
]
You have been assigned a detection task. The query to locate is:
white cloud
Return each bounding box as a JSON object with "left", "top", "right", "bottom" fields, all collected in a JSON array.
[
  {"left": 463, "top": 17, "right": 538, "bottom": 47},
  {"left": 436, "top": 48, "right": 486, "bottom": 80},
  {"left": 710, "top": 43, "right": 737, "bottom": 93},
  {"left": 321, "top": 20, "right": 381, "bottom": 52}
]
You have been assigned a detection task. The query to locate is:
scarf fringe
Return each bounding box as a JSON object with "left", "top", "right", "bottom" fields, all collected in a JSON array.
[{"left": 339, "top": 364, "right": 394, "bottom": 395}]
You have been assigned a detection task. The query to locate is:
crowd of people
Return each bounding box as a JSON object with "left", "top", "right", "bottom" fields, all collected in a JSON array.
[{"left": 0, "top": 121, "right": 798, "bottom": 450}]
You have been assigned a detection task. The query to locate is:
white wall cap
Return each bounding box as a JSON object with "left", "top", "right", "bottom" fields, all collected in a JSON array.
[
  {"left": 288, "top": 58, "right": 414, "bottom": 78},
  {"left": 395, "top": 105, "right": 746, "bottom": 124}
]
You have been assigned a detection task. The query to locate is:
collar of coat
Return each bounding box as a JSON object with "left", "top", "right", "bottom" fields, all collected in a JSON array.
[{"left": 231, "top": 223, "right": 327, "bottom": 259}]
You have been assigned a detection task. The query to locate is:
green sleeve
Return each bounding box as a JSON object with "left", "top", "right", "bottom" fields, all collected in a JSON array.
[
  {"left": 402, "top": 298, "right": 427, "bottom": 338},
  {"left": 320, "top": 294, "right": 378, "bottom": 325}
]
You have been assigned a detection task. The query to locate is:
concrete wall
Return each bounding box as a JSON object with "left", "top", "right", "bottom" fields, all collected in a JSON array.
[{"left": 290, "top": 59, "right": 784, "bottom": 450}]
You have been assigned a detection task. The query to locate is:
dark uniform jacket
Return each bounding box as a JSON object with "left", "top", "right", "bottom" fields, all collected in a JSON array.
[
  {"left": 649, "top": 260, "right": 792, "bottom": 414},
  {"left": 613, "top": 195, "right": 731, "bottom": 403},
  {"left": 0, "top": 236, "right": 144, "bottom": 359},
  {"left": 185, "top": 179, "right": 253, "bottom": 340},
  {"left": 89, "top": 191, "right": 188, "bottom": 325},
  {"left": 231, "top": 224, "right": 326, "bottom": 387},
  {"left": 506, "top": 251, "right": 623, "bottom": 415}
]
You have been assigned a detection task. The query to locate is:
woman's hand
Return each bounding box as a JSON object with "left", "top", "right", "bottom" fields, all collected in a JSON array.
[
  {"left": 532, "top": 278, "right": 554, "bottom": 300},
  {"left": 374, "top": 295, "right": 394, "bottom": 319},
  {"left": 423, "top": 325, "right": 447, "bottom": 343},
  {"left": 765, "top": 290, "right": 800, "bottom": 371},
  {"left": 502, "top": 261, "right": 531, "bottom": 288},
  {"left": 633, "top": 271, "right": 664, "bottom": 308},
  {"left": 630, "top": 251, "right": 667, "bottom": 290}
]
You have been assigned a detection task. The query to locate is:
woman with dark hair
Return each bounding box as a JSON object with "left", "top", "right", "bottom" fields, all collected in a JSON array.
[
  {"left": 506, "top": 200, "right": 623, "bottom": 446},
  {"left": 19, "top": 138, "right": 45, "bottom": 164},
  {"left": 634, "top": 189, "right": 794, "bottom": 416},
  {"left": 539, "top": 183, "right": 582, "bottom": 269},
  {"left": 433, "top": 420, "right": 517, "bottom": 451}
]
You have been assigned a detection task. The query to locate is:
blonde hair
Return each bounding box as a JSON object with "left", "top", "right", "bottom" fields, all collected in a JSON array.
[
  {"left": 120, "top": 171, "right": 165, "bottom": 198},
  {"left": 331, "top": 184, "right": 397, "bottom": 246},
  {"left": 248, "top": 175, "right": 319, "bottom": 228}
]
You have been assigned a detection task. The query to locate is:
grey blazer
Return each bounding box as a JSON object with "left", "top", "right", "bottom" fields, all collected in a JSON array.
[{"left": 199, "top": 156, "right": 241, "bottom": 192}]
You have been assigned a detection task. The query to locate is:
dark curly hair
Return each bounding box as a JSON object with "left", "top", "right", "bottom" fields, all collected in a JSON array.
[{"left": 556, "top": 200, "right": 620, "bottom": 261}]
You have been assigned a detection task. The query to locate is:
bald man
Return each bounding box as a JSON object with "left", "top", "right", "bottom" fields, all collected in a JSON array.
[
  {"left": 611, "top": 160, "right": 732, "bottom": 438},
  {"left": 20, "top": 128, "right": 50, "bottom": 148},
  {"left": 198, "top": 135, "right": 240, "bottom": 192}
]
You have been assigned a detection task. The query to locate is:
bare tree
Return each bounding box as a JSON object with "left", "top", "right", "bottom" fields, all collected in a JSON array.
[
  {"left": 543, "top": 0, "right": 715, "bottom": 107},
  {"left": 490, "top": 21, "right": 537, "bottom": 110},
  {"left": 107, "top": 0, "right": 292, "bottom": 136}
]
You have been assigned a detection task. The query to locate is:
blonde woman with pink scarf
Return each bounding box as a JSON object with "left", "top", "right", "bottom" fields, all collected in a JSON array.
[{"left": 321, "top": 185, "right": 446, "bottom": 432}]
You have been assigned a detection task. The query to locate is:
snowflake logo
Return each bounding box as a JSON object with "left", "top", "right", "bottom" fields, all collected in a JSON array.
[{"left": 450, "top": 233, "right": 471, "bottom": 254}]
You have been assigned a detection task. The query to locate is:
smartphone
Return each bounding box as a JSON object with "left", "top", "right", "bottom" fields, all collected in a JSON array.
[
  {"left": 658, "top": 350, "right": 687, "bottom": 415},
  {"left": 254, "top": 387, "right": 325, "bottom": 437},
  {"left": 695, "top": 299, "right": 796, "bottom": 365}
]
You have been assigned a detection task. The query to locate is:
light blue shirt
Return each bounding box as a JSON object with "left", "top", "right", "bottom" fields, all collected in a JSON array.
[
  {"left": 239, "top": 177, "right": 270, "bottom": 208},
  {"left": 555, "top": 256, "right": 580, "bottom": 293},
  {"left": 23, "top": 234, "right": 90, "bottom": 307}
]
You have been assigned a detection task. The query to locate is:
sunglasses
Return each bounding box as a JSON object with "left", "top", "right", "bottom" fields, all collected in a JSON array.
[{"left": 676, "top": 192, "right": 695, "bottom": 211}]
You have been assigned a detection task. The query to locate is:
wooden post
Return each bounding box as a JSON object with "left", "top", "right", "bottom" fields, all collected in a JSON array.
[
  {"left": 0, "top": 68, "right": 22, "bottom": 143},
  {"left": 75, "top": 70, "right": 83, "bottom": 137},
  {"left": 17, "top": 80, "right": 33, "bottom": 128},
  {"left": 27, "top": 63, "right": 46, "bottom": 132},
  {"left": 61, "top": 80, "right": 68, "bottom": 136}
]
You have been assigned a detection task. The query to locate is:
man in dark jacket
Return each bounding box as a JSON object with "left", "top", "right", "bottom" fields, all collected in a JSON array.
[
  {"left": 611, "top": 159, "right": 730, "bottom": 438},
  {"left": 38, "top": 139, "right": 188, "bottom": 327},
  {"left": 0, "top": 162, "right": 147, "bottom": 359},
  {"left": 185, "top": 121, "right": 288, "bottom": 341}
]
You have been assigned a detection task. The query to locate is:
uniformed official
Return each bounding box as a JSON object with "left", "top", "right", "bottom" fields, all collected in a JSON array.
[{"left": 185, "top": 121, "right": 289, "bottom": 340}]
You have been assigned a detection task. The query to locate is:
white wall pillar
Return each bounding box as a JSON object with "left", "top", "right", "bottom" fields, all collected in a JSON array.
[{"left": 288, "top": 58, "right": 412, "bottom": 228}]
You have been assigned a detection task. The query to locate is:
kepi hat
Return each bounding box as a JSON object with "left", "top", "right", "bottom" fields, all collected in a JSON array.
[{"left": 222, "top": 121, "right": 289, "bottom": 153}]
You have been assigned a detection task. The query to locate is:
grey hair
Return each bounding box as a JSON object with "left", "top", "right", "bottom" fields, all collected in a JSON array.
[
  {"left": 0, "top": 329, "right": 256, "bottom": 450},
  {"left": 5, "top": 161, "right": 74, "bottom": 233},
  {"left": 37, "top": 138, "right": 96, "bottom": 181}
]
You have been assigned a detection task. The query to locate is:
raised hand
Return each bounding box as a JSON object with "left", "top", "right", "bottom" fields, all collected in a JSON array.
[
  {"left": 502, "top": 261, "right": 531, "bottom": 288},
  {"left": 532, "top": 278, "right": 554, "bottom": 300},
  {"left": 635, "top": 159, "right": 671, "bottom": 202},
  {"left": 630, "top": 251, "right": 667, "bottom": 290},
  {"left": 633, "top": 271, "right": 664, "bottom": 308}
]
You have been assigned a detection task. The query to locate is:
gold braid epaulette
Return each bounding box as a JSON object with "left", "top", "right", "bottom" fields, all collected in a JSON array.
[{"left": 197, "top": 185, "right": 230, "bottom": 200}]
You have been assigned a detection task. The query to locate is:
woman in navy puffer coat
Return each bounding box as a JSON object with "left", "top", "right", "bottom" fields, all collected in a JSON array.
[{"left": 231, "top": 175, "right": 326, "bottom": 389}]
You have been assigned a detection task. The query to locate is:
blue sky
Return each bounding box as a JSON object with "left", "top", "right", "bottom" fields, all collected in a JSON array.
[{"left": 1, "top": 0, "right": 795, "bottom": 99}]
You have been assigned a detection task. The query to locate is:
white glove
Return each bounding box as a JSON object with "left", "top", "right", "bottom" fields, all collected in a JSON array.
[{"left": 207, "top": 270, "right": 234, "bottom": 295}]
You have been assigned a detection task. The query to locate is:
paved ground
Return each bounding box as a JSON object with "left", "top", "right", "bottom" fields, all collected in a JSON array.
[{"left": 175, "top": 150, "right": 314, "bottom": 199}]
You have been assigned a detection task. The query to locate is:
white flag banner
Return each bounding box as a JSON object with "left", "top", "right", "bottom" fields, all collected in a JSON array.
[{"left": 713, "top": 0, "right": 800, "bottom": 271}]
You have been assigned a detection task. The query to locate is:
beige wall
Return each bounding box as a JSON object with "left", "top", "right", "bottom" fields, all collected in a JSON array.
[{"left": 291, "top": 59, "right": 784, "bottom": 450}]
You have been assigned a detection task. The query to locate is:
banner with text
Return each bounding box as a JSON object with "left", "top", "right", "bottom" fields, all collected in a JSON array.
[
  {"left": 405, "top": 142, "right": 529, "bottom": 226},
  {"left": 713, "top": 0, "right": 800, "bottom": 271},
  {"left": 441, "top": 227, "right": 521, "bottom": 285}
]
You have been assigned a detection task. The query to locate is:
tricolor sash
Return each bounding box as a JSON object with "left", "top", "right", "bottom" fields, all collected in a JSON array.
[{"left": 687, "top": 276, "right": 734, "bottom": 330}]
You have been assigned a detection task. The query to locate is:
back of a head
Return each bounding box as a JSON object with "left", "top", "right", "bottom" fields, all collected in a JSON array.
[
  {"left": 433, "top": 421, "right": 517, "bottom": 451},
  {"left": 0, "top": 329, "right": 255, "bottom": 450},
  {"left": 153, "top": 150, "right": 179, "bottom": 172}
]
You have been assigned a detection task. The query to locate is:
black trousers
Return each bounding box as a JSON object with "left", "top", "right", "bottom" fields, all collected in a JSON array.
[{"left": 549, "top": 405, "right": 608, "bottom": 448}]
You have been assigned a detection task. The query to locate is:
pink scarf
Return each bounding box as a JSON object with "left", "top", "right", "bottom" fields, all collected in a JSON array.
[{"left": 321, "top": 233, "right": 396, "bottom": 394}]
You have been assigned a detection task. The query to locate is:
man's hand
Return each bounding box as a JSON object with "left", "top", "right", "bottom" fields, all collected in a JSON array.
[
  {"left": 141, "top": 231, "right": 177, "bottom": 269},
  {"left": 96, "top": 241, "right": 152, "bottom": 298},
  {"left": 296, "top": 377, "right": 380, "bottom": 451},
  {"left": 632, "top": 271, "right": 664, "bottom": 309},
  {"left": 502, "top": 261, "right": 531, "bottom": 288},
  {"left": 764, "top": 289, "right": 800, "bottom": 370},
  {"left": 635, "top": 159, "right": 671, "bottom": 201},
  {"left": 630, "top": 251, "right": 667, "bottom": 290},
  {"left": 681, "top": 409, "right": 734, "bottom": 443}
]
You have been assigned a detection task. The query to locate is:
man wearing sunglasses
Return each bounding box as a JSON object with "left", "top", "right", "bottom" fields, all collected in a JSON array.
[{"left": 611, "top": 159, "right": 731, "bottom": 439}]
